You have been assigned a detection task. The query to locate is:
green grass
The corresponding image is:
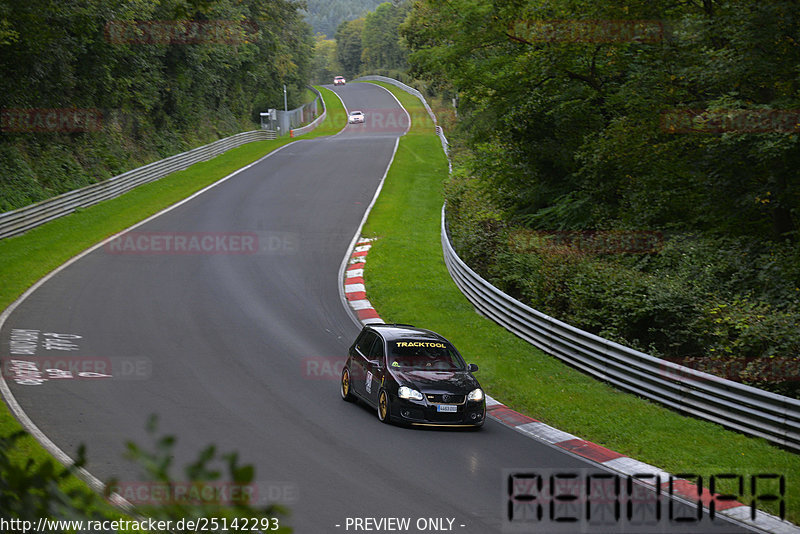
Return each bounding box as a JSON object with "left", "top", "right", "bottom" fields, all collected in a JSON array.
[
  {"left": 301, "top": 86, "right": 346, "bottom": 138},
  {"left": 0, "top": 88, "right": 345, "bottom": 518},
  {"left": 360, "top": 81, "right": 800, "bottom": 525}
]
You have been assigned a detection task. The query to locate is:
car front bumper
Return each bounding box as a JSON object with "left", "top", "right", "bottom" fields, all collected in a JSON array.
[{"left": 390, "top": 396, "right": 485, "bottom": 426}]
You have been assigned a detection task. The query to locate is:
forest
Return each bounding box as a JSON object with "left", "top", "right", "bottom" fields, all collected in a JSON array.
[
  {"left": 400, "top": 0, "right": 800, "bottom": 395},
  {"left": 2, "top": 0, "right": 798, "bottom": 392},
  {"left": 2, "top": 0, "right": 799, "bottom": 524},
  {"left": 0, "top": 0, "right": 313, "bottom": 211},
  {"left": 303, "top": 0, "right": 384, "bottom": 38},
  {"left": 309, "top": 0, "right": 409, "bottom": 83}
]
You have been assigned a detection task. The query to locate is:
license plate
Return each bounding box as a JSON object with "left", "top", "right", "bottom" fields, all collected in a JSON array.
[{"left": 437, "top": 405, "right": 457, "bottom": 413}]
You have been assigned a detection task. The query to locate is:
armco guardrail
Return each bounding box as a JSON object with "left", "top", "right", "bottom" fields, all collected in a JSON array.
[
  {"left": 0, "top": 129, "right": 276, "bottom": 240},
  {"left": 441, "top": 205, "right": 800, "bottom": 451}
]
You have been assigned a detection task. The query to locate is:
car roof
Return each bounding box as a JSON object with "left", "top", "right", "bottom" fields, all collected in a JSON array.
[
  {"left": 365, "top": 323, "right": 448, "bottom": 343},
  {"left": 350, "top": 110, "right": 363, "bottom": 114}
]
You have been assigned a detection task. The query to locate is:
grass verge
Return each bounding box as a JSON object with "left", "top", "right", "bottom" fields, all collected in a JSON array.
[
  {"left": 302, "top": 86, "right": 346, "bottom": 138},
  {"left": 0, "top": 88, "right": 343, "bottom": 519},
  {"left": 360, "top": 81, "right": 800, "bottom": 525}
]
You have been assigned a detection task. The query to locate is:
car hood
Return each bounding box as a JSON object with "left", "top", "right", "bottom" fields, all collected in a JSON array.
[{"left": 391, "top": 369, "right": 480, "bottom": 394}]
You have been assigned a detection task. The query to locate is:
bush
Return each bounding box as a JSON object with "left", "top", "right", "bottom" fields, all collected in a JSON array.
[
  {"left": 0, "top": 431, "right": 105, "bottom": 525},
  {"left": 1, "top": 417, "right": 291, "bottom": 531},
  {"left": 446, "top": 178, "right": 800, "bottom": 398}
]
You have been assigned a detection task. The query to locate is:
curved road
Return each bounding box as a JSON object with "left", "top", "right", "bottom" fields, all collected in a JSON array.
[{"left": 1, "top": 83, "right": 749, "bottom": 533}]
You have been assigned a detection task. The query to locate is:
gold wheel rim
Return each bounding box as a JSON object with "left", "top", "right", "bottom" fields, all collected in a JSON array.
[
  {"left": 341, "top": 370, "right": 350, "bottom": 396},
  {"left": 379, "top": 391, "right": 388, "bottom": 419}
]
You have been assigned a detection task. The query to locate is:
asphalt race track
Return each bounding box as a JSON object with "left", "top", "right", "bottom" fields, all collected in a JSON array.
[{"left": 0, "top": 83, "right": 751, "bottom": 533}]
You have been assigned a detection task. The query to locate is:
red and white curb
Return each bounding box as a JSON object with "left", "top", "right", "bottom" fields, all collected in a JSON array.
[
  {"left": 343, "top": 237, "right": 383, "bottom": 325},
  {"left": 339, "top": 239, "right": 796, "bottom": 534}
]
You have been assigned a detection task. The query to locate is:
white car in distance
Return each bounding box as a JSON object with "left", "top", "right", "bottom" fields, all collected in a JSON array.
[{"left": 348, "top": 110, "right": 365, "bottom": 124}]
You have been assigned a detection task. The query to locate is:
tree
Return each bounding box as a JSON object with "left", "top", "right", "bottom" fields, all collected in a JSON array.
[
  {"left": 311, "top": 34, "right": 341, "bottom": 83},
  {"left": 361, "top": 1, "right": 409, "bottom": 72},
  {"left": 335, "top": 17, "right": 364, "bottom": 78},
  {"left": 402, "top": 0, "right": 800, "bottom": 240},
  {"left": 0, "top": 418, "right": 291, "bottom": 531},
  {"left": 0, "top": 0, "right": 315, "bottom": 211},
  {"left": 304, "top": 0, "right": 383, "bottom": 39},
  {"left": 401, "top": 0, "right": 800, "bottom": 389}
]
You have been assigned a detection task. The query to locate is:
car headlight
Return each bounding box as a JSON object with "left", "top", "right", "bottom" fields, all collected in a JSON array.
[
  {"left": 398, "top": 386, "right": 424, "bottom": 401},
  {"left": 468, "top": 388, "right": 484, "bottom": 402}
]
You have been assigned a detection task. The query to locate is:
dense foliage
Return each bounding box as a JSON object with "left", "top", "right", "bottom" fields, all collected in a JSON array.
[
  {"left": 304, "top": 0, "right": 384, "bottom": 39},
  {"left": 1, "top": 419, "right": 287, "bottom": 531},
  {"left": 0, "top": 0, "right": 313, "bottom": 211},
  {"left": 310, "top": 35, "right": 340, "bottom": 84},
  {"left": 404, "top": 0, "right": 799, "bottom": 240},
  {"left": 335, "top": 17, "right": 366, "bottom": 78},
  {"left": 329, "top": 1, "right": 409, "bottom": 80},
  {"left": 403, "top": 0, "right": 800, "bottom": 394}
]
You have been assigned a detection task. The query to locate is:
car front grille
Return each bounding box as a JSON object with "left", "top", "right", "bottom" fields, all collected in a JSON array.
[{"left": 426, "top": 393, "right": 465, "bottom": 405}]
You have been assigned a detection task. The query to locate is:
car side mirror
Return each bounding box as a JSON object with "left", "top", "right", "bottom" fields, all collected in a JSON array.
[{"left": 468, "top": 363, "right": 479, "bottom": 373}]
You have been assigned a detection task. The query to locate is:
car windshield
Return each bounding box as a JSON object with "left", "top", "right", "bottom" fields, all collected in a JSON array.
[{"left": 388, "top": 340, "right": 465, "bottom": 371}]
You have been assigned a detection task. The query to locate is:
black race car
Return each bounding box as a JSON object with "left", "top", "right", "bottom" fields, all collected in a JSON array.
[{"left": 341, "top": 324, "right": 485, "bottom": 427}]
